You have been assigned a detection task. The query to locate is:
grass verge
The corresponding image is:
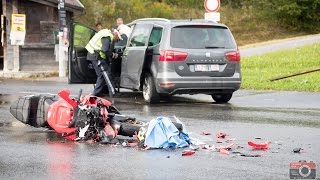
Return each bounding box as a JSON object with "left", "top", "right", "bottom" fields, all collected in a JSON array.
[{"left": 241, "top": 43, "right": 320, "bottom": 92}]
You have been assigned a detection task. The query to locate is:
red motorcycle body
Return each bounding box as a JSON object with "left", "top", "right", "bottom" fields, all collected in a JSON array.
[{"left": 47, "top": 90, "right": 112, "bottom": 140}]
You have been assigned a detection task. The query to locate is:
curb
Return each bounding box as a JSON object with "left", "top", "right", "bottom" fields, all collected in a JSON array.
[{"left": 0, "top": 71, "right": 59, "bottom": 79}]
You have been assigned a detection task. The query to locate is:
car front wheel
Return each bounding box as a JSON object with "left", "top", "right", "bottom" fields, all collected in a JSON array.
[
  {"left": 211, "top": 93, "right": 233, "bottom": 103},
  {"left": 143, "top": 73, "right": 160, "bottom": 103}
]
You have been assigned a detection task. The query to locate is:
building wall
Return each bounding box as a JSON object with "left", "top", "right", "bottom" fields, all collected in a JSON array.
[
  {"left": 19, "top": 0, "right": 59, "bottom": 44},
  {"left": 20, "top": 45, "right": 57, "bottom": 71},
  {"left": 3, "top": 0, "right": 74, "bottom": 72}
]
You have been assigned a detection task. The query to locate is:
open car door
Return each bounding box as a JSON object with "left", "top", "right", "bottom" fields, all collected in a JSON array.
[
  {"left": 68, "top": 23, "right": 97, "bottom": 84},
  {"left": 120, "top": 24, "right": 153, "bottom": 89}
]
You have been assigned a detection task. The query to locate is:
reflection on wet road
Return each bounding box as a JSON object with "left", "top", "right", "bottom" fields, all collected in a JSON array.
[{"left": 0, "top": 93, "right": 320, "bottom": 179}]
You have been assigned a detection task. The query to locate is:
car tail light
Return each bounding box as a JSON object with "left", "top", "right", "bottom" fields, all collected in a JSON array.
[
  {"left": 225, "top": 51, "right": 240, "bottom": 62},
  {"left": 159, "top": 50, "right": 188, "bottom": 62}
]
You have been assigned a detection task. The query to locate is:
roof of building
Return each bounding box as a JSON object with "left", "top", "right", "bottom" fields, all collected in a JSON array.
[{"left": 30, "top": 0, "right": 85, "bottom": 14}]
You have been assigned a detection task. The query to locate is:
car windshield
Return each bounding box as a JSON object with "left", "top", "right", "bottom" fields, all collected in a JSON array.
[{"left": 170, "top": 25, "right": 237, "bottom": 49}]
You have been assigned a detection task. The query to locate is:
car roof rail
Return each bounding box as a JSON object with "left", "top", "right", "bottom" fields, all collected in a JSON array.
[
  {"left": 189, "top": 19, "right": 218, "bottom": 23},
  {"left": 134, "top": 18, "right": 171, "bottom": 23}
]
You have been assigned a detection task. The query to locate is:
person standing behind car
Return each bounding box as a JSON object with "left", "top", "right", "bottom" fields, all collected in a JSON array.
[
  {"left": 95, "top": 22, "right": 103, "bottom": 32},
  {"left": 117, "top": 24, "right": 132, "bottom": 41},
  {"left": 85, "top": 28, "right": 119, "bottom": 97},
  {"left": 116, "top": 18, "right": 124, "bottom": 27}
]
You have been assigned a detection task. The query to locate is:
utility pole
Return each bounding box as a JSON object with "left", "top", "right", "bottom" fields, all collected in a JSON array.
[{"left": 58, "top": 0, "right": 67, "bottom": 77}]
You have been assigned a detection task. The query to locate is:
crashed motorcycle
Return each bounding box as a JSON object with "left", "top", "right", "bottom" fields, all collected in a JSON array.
[{"left": 9, "top": 89, "right": 183, "bottom": 143}]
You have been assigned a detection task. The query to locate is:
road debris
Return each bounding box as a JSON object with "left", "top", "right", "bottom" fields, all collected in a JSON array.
[
  {"left": 144, "top": 116, "right": 190, "bottom": 149},
  {"left": 201, "top": 132, "right": 212, "bottom": 135},
  {"left": 248, "top": 141, "right": 271, "bottom": 150},
  {"left": 9, "top": 90, "right": 312, "bottom": 160},
  {"left": 240, "top": 153, "right": 261, "bottom": 157},
  {"left": 219, "top": 148, "right": 230, "bottom": 155},
  {"left": 201, "top": 144, "right": 215, "bottom": 150},
  {"left": 293, "top": 147, "right": 303, "bottom": 153},
  {"left": 216, "top": 132, "right": 228, "bottom": 139},
  {"left": 216, "top": 143, "right": 235, "bottom": 155},
  {"left": 189, "top": 144, "right": 200, "bottom": 151},
  {"left": 182, "top": 150, "right": 196, "bottom": 156},
  {"left": 225, "top": 138, "right": 236, "bottom": 143}
]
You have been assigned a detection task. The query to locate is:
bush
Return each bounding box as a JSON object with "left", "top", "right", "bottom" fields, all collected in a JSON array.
[
  {"left": 274, "top": 0, "right": 320, "bottom": 32},
  {"left": 77, "top": 0, "right": 318, "bottom": 45}
]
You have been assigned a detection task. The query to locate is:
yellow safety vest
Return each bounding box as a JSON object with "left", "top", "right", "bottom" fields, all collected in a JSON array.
[{"left": 85, "top": 29, "right": 114, "bottom": 59}]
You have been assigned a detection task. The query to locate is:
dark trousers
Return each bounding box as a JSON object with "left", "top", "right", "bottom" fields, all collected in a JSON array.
[{"left": 91, "top": 59, "right": 115, "bottom": 97}]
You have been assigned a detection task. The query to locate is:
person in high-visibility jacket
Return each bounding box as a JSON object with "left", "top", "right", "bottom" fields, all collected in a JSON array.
[{"left": 85, "top": 28, "right": 119, "bottom": 97}]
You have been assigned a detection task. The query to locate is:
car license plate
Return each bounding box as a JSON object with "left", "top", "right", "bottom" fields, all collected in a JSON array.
[
  {"left": 195, "top": 64, "right": 219, "bottom": 72},
  {"left": 209, "top": 64, "right": 219, "bottom": 71}
]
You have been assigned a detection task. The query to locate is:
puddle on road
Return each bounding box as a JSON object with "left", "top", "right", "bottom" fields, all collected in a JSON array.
[
  {"left": 0, "top": 121, "right": 26, "bottom": 128},
  {"left": 0, "top": 94, "right": 19, "bottom": 106}
]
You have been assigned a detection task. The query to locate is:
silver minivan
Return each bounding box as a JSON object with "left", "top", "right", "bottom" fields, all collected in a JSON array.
[{"left": 69, "top": 18, "right": 241, "bottom": 103}]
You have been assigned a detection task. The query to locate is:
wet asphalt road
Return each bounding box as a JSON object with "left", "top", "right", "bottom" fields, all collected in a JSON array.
[{"left": 0, "top": 79, "right": 320, "bottom": 180}]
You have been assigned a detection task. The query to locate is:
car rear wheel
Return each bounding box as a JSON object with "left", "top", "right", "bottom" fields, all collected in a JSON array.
[
  {"left": 211, "top": 93, "right": 233, "bottom": 103},
  {"left": 143, "top": 73, "right": 160, "bottom": 103}
]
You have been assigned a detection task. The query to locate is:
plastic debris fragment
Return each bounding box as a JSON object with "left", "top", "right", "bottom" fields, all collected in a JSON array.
[
  {"left": 202, "top": 144, "right": 215, "bottom": 150},
  {"left": 219, "top": 148, "right": 230, "bottom": 155},
  {"left": 182, "top": 150, "right": 196, "bottom": 156},
  {"left": 216, "top": 132, "right": 228, "bottom": 139},
  {"left": 128, "top": 142, "right": 138, "bottom": 147},
  {"left": 189, "top": 144, "right": 200, "bottom": 151},
  {"left": 138, "top": 127, "right": 146, "bottom": 141},
  {"left": 217, "top": 143, "right": 235, "bottom": 151},
  {"left": 79, "top": 124, "right": 89, "bottom": 138},
  {"left": 201, "top": 132, "right": 211, "bottom": 135},
  {"left": 225, "top": 138, "right": 236, "bottom": 143},
  {"left": 247, "top": 141, "right": 270, "bottom": 150},
  {"left": 293, "top": 148, "right": 302, "bottom": 153},
  {"left": 240, "top": 153, "right": 261, "bottom": 157}
]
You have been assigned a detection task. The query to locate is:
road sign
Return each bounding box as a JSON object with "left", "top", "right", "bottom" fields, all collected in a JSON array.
[
  {"left": 205, "top": 12, "right": 220, "bottom": 22},
  {"left": 204, "top": 0, "right": 220, "bottom": 12},
  {"left": 58, "top": 0, "right": 66, "bottom": 32}
]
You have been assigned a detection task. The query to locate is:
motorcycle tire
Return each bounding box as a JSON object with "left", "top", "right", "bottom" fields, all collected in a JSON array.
[
  {"left": 36, "top": 95, "right": 57, "bottom": 127},
  {"left": 10, "top": 95, "right": 40, "bottom": 126}
]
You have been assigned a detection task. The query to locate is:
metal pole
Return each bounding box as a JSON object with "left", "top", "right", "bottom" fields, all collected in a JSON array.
[
  {"left": 58, "top": 0, "right": 66, "bottom": 77},
  {"left": 270, "top": 67, "right": 320, "bottom": 81}
]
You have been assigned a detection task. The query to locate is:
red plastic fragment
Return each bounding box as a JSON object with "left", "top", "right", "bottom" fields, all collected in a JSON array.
[
  {"left": 217, "top": 143, "right": 235, "bottom": 151},
  {"left": 104, "top": 124, "right": 116, "bottom": 138},
  {"left": 219, "top": 148, "right": 230, "bottom": 155},
  {"left": 128, "top": 142, "right": 138, "bottom": 147},
  {"left": 247, "top": 141, "right": 270, "bottom": 150},
  {"left": 58, "top": 90, "right": 78, "bottom": 108},
  {"left": 201, "top": 132, "right": 212, "bottom": 135},
  {"left": 182, "top": 150, "right": 196, "bottom": 156},
  {"left": 216, "top": 132, "right": 227, "bottom": 139}
]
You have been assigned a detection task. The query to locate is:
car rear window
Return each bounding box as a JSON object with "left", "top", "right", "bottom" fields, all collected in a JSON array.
[{"left": 170, "top": 25, "right": 237, "bottom": 49}]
